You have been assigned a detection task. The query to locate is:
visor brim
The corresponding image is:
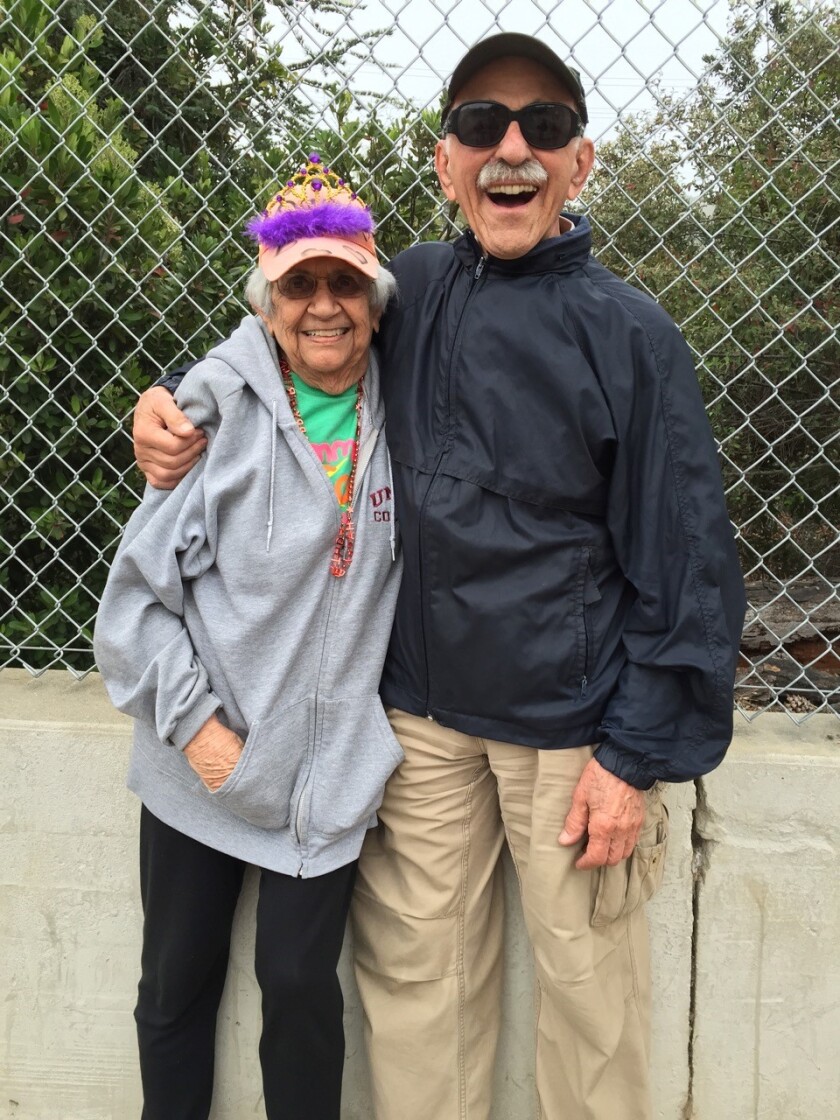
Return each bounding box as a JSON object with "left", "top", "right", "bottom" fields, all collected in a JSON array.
[{"left": 260, "top": 236, "right": 379, "bottom": 282}]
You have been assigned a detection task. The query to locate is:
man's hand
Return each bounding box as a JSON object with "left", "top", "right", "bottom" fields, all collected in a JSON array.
[
  {"left": 134, "top": 386, "right": 206, "bottom": 489},
  {"left": 184, "top": 715, "right": 243, "bottom": 791},
  {"left": 558, "top": 758, "right": 646, "bottom": 870}
]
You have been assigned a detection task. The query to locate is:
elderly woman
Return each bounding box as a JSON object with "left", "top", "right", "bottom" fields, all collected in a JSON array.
[{"left": 93, "top": 158, "right": 402, "bottom": 1120}]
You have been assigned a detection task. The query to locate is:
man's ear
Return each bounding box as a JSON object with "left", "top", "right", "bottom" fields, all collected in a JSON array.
[
  {"left": 434, "top": 138, "right": 458, "bottom": 202},
  {"left": 567, "top": 138, "right": 596, "bottom": 202}
]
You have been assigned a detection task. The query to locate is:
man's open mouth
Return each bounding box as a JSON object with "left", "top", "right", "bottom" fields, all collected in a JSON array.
[{"left": 485, "top": 185, "right": 539, "bottom": 208}]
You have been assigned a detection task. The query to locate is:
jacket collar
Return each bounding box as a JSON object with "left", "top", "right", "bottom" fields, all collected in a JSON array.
[{"left": 453, "top": 212, "right": 592, "bottom": 277}]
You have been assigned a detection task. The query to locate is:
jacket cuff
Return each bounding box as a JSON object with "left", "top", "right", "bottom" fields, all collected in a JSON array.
[
  {"left": 170, "top": 693, "right": 223, "bottom": 751},
  {"left": 593, "top": 742, "right": 657, "bottom": 790},
  {"left": 154, "top": 360, "right": 198, "bottom": 395},
  {"left": 154, "top": 372, "right": 181, "bottom": 395}
]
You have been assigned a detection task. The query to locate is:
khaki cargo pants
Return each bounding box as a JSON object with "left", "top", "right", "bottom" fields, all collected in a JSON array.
[{"left": 352, "top": 709, "right": 668, "bottom": 1120}]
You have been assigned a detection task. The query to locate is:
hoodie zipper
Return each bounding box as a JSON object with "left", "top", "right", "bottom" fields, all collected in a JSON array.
[
  {"left": 290, "top": 509, "right": 340, "bottom": 869},
  {"left": 290, "top": 404, "right": 383, "bottom": 868},
  {"left": 418, "top": 251, "right": 488, "bottom": 718}
]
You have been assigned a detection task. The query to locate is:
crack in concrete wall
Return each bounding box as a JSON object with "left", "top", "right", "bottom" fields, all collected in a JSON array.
[{"left": 682, "top": 777, "right": 717, "bottom": 1120}]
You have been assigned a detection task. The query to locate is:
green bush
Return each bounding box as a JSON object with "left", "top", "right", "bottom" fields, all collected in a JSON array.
[
  {"left": 0, "top": 0, "right": 437, "bottom": 668},
  {"left": 1, "top": 0, "right": 188, "bottom": 668},
  {"left": 589, "top": 0, "right": 839, "bottom": 586}
]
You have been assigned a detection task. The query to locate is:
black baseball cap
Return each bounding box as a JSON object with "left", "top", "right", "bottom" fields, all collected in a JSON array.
[{"left": 441, "top": 33, "right": 588, "bottom": 127}]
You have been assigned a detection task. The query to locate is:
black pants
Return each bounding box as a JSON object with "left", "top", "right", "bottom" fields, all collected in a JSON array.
[{"left": 135, "top": 806, "right": 357, "bottom": 1120}]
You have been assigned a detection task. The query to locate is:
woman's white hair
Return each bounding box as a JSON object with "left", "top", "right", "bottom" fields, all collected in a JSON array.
[{"left": 244, "top": 263, "right": 397, "bottom": 317}]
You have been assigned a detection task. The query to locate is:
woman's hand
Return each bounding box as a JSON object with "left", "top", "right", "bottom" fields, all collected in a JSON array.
[
  {"left": 134, "top": 386, "right": 207, "bottom": 489},
  {"left": 184, "top": 715, "right": 244, "bottom": 791}
]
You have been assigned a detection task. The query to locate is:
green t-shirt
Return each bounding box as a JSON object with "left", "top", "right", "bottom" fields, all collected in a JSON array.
[{"left": 289, "top": 371, "right": 358, "bottom": 509}]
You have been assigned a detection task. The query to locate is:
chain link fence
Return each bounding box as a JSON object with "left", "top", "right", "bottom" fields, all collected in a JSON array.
[{"left": 1, "top": 0, "right": 838, "bottom": 718}]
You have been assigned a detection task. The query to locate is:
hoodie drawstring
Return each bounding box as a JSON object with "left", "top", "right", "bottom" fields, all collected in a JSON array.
[
  {"left": 385, "top": 433, "right": 396, "bottom": 562},
  {"left": 266, "top": 399, "right": 277, "bottom": 551}
]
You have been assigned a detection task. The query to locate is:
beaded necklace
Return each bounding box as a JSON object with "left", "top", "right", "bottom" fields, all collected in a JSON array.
[{"left": 280, "top": 358, "right": 364, "bottom": 578}]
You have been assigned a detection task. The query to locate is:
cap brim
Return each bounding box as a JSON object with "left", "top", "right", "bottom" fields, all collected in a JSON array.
[
  {"left": 260, "top": 236, "right": 379, "bottom": 282},
  {"left": 443, "top": 33, "right": 587, "bottom": 125}
]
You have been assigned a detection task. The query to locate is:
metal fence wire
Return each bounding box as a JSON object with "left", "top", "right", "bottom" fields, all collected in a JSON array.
[{"left": 1, "top": 0, "right": 838, "bottom": 718}]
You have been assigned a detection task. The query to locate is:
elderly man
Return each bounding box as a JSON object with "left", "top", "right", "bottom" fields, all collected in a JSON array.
[{"left": 132, "top": 33, "right": 745, "bottom": 1120}]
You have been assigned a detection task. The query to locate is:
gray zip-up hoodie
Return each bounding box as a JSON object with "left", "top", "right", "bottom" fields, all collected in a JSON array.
[{"left": 94, "top": 315, "right": 404, "bottom": 877}]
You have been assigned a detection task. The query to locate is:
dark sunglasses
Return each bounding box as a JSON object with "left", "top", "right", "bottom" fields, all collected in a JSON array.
[
  {"left": 277, "top": 271, "right": 370, "bottom": 300},
  {"left": 443, "top": 101, "right": 584, "bottom": 150}
]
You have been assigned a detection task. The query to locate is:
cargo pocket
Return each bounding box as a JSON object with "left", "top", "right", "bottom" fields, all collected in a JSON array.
[
  {"left": 210, "top": 698, "right": 311, "bottom": 831},
  {"left": 309, "top": 696, "right": 405, "bottom": 840},
  {"left": 590, "top": 790, "right": 669, "bottom": 927}
]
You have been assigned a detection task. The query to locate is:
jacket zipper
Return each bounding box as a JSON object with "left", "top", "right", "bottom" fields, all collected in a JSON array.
[
  {"left": 419, "top": 251, "right": 488, "bottom": 717},
  {"left": 580, "top": 548, "right": 592, "bottom": 698}
]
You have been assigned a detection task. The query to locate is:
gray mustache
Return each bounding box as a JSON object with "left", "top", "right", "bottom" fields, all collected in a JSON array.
[{"left": 477, "top": 160, "right": 548, "bottom": 190}]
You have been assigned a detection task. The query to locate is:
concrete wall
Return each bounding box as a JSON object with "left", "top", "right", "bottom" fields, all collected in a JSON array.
[{"left": 1, "top": 670, "right": 837, "bottom": 1119}]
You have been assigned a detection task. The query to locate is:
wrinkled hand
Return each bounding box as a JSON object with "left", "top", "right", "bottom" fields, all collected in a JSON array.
[
  {"left": 558, "top": 758, "right": 646, "bottom": 869},
  {"left": 133, "top": 386, "right": 206, "bottom": 489},
  {"left": 184, "top": 715, "right": 243, "bottom": 791}
]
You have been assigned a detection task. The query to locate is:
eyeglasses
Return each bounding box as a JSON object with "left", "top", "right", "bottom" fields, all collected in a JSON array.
[
  {"left": 277, "top": 271, "right": 370, "bottom": 300},
  {"left": 443, "top": 101, "right": 584, "bottom": 150}
]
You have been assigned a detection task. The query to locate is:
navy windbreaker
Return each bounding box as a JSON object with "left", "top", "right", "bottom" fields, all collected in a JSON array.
[{"left": 377, "top": 216, "right": 746, "bottom": 788}]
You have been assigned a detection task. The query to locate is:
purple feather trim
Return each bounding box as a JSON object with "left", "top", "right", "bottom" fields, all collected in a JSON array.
[{"left": 246, "top": 204, "right": 375, "bottom": 250}]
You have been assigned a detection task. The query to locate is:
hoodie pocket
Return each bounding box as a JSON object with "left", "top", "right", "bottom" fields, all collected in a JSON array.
[
  {"left": 308, "top": 696, "right": 405, "bottom": 840},
  {"left": 209, "top": 698, "right": 312, "bottom": 831}
]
